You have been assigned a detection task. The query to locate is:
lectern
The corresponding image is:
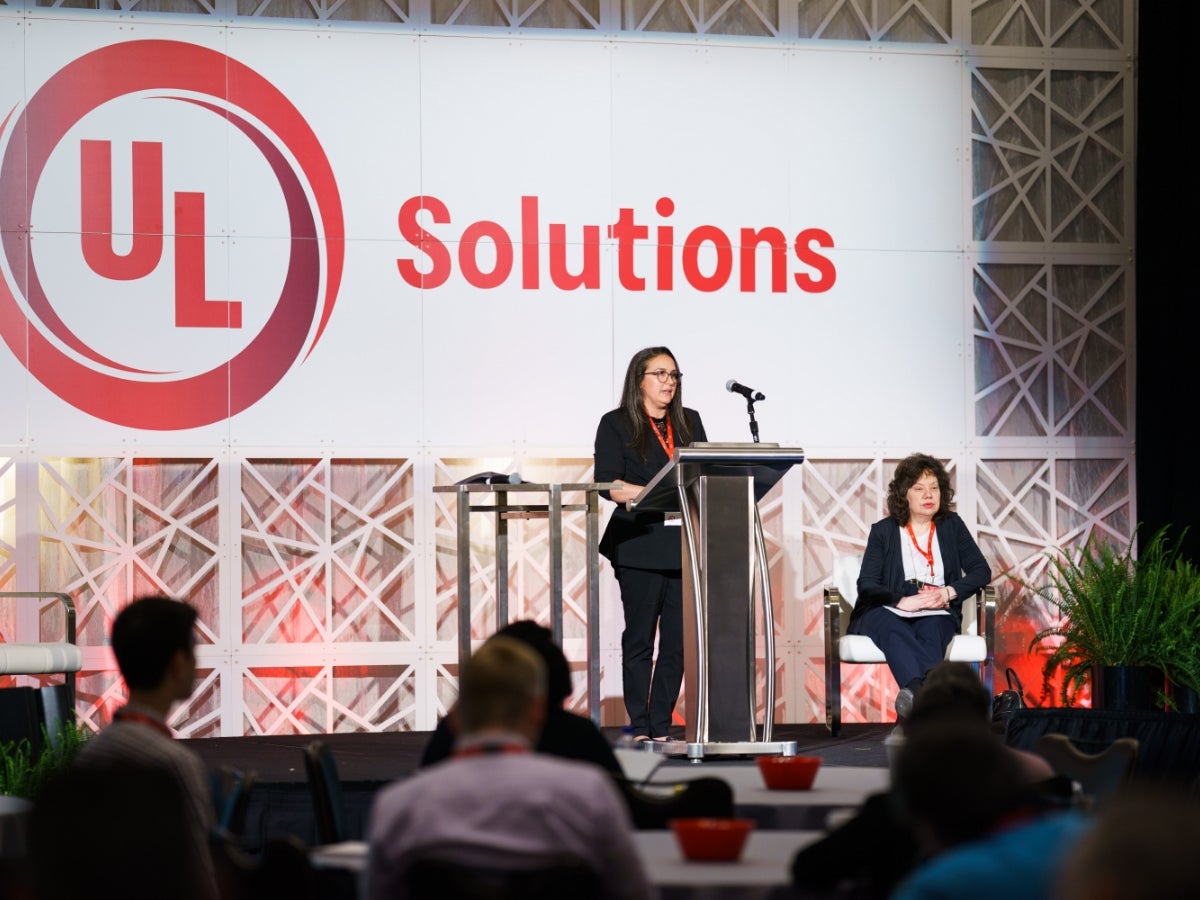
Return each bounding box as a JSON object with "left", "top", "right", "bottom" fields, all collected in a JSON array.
[{"left": 630, "top": 443, "right": 805, "bottom": 759}]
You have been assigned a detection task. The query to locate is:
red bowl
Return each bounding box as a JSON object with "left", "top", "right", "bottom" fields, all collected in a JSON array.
[
  {"left": 756, "top": 754, "right": 821, "bottom": 790},
  {"left": 669, "top": 817, "right": 755, "bottom": 862}
]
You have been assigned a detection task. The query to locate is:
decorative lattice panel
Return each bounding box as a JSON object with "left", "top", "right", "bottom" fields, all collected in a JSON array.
[
  {"left": 240, "top": 663, "right": 416, "bottom": 734},
  {"left": 973, "top": 261, "right": 1130, "bottom": 437},
  {"left": 971, "top": 0, "right": 1126, "bottom": 50},
  {"left": 621, "top": 0, "right": 780, "bottom": 36},
  {"left": 972, "top": 66, "right": 1127, "bottom": 244},
  {"left": 974, "top": 454, "right": 1132, "bottom": 701},
  {"left": 36, "top": 456, "right": 221, "bottom": 648},
  {"left": 239, "top": 458, "right": 417, "bottom": 645},
  {"left": 796, "top": 0, "right": 952, "bottom": 42}
]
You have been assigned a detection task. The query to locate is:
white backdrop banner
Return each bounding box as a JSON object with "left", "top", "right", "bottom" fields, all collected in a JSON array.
[{"left": 0, "top": 18, "right": 965, "bottom": 449}]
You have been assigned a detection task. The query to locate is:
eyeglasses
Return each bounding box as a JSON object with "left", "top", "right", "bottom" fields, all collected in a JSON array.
[{"left": 644, "top": 369, "right": 682, "bottom": 383}]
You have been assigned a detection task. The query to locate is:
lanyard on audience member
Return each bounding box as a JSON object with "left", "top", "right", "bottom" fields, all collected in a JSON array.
[
  {"left": 454, "top": 742, "right": 529, "bottom": 758},
  {"left": 113, "top": 708, "right": 173, "bottom": 738}
]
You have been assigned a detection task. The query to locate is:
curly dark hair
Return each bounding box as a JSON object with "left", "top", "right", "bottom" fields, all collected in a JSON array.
[
  {"left": 886, "top": 452, "right": 954, "bottom": 524},
  {"left": 618, "top": 345, "right": 694, "bottom": 461}
]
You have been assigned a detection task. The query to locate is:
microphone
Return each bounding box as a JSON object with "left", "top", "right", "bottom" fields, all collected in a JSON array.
[
  {"left": 726, "top": 380, "right": 766, "bottom": 401},
  {"left": 486, "top": 472, "right": 523, "bottom": 485},
  {"left": 458, "top": 471, "right": 523, "bottom": 486}
]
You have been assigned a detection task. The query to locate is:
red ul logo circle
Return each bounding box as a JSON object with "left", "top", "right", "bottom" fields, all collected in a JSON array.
[{"left": 0, "top": 40, "right": 344, "bottom": 429}]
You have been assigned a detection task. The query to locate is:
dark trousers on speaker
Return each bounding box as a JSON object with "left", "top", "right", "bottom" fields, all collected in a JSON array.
[
  {"left": 615, "top": 565, "right": 683, "bottom": 738},
  {"left": 850, "top": 605, "right": 958, "bottom": 690}
]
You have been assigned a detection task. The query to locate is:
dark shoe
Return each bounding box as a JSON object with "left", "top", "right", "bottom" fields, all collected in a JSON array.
[{"left": 894, "top": 687, "right": 915, "bottom": 719}]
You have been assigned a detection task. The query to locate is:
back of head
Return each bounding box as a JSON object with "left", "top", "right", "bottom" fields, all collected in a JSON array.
[
  {"left": 907, "top": 662, "right": 990, "bottom": 733},
  {"left": 458, "top": 635, "right": 547, "bottom": 734},
  {"left": 1056, "top": 786, "right": 1200, "bottom": 900},
  {"left": 111, "top": 595, "right": 197, "bottom": 690},
  {"left": 495, "top": 620, "right": 573, "bottom": 708},
  {"left": 892, "top": 719, "right": 1029, "bottom": 850}
]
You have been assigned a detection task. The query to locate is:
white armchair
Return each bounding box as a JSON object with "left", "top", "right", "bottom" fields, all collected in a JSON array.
[{"left": 823, "top": 554, "right": 995, "bottom": 736}]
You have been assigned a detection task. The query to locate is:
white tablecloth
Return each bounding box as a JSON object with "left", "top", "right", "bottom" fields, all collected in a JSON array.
[
  {"left": 312, "top": 829, "right": 824, "bottom": 899},
  {"left": 642, "top": 763, "right": 890, "bottom": 830},
  {"left": 638, "top": 829, "right": 822, "bottom": 899}
]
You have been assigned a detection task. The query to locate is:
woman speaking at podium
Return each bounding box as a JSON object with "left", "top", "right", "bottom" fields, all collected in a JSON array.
[{"left": 594, "top": 346, "right": 707, "bottom": 742}]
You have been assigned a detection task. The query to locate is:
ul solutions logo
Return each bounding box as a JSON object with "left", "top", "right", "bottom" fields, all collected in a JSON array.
[{"left": 0, "top": 40, "right": 344, "bottom": 430}]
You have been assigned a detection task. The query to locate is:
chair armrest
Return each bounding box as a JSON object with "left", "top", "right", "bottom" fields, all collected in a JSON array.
[
  {"left": 823, "top": 586, "right": 844, "bottom": 736},
  {"left": 823, "top": 586, "right": 843, "bottom": 654},
  {"left": 976, "top": 584, "right": 996, "bottom": 652},
  {"left": 0, "top": 591, "right": 77, "bottom": 649}
]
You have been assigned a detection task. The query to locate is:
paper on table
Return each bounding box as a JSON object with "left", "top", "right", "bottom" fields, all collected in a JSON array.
[{"left": 884, "top": 606, "right": 951, "bottom": 619}]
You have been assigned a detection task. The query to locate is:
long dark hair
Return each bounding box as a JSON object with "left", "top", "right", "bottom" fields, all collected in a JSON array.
[
  {"left": 886, "top": 452, "right": 954, "bottom": 524},
  {"left": 619, "top": 345, "right": 694, "bottom": 461}
]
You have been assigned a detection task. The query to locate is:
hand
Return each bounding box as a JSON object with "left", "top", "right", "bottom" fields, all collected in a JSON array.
[
  {"left": 610, "top": 480, "right": 645, "bottom": 505},
  {"left": 899, "top": 585, "right": 951, "bottom": 612}
]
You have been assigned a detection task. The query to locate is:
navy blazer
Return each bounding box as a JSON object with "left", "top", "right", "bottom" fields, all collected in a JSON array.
[
  {"left": 849, "top": 512, "right": 991, "bottom": 630},
  {"left": 593, "top": 406, "right": 706, "bottom": 570}
]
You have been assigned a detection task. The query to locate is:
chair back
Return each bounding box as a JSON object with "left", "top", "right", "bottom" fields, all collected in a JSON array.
[
  {"left": 1034, "top": 733, "right": 1139, "bottom": 806},
  {"left": 301, "top": 741, "right": 345, "bottom": 845},
  {"left": 613, "top": 774, "right": 734, "bottom": 829},
  {"left": 831, "top": 554, "right": 862, "bottom": 608},
  {"left": 212, "top": 766, "right": 257, "bottom": 836},
  {"left": 405, "top": 856, "right": 602, "bottom": 900},
  {"left": 211, "top": 830, "right": 319, "bottom": 900}
]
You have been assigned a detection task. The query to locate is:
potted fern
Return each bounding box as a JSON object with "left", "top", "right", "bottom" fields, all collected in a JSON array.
[
  {"left": 1152, "top": 553, "right": 1200, "bottom": 712},
  {"left": 1029, "top": 525, "right": 1183, "bottom": 710},
  {"left": 0, "top": 720, "right": 91, "bottom": 800}
]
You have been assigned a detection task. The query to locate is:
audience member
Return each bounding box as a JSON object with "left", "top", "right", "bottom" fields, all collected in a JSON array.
[
  {"left": 791, "top": 663, "right": 1065, "bottom": 899},
  {"left": 29, "top": 760, "right": 200, "bottom": 900},
  {"left": 1054, "top": 786, "right": 1200, "bottom": 900},
  {"left": 419, "top": 619, "right": 620, "bottom": 776},
  {"left": 367, "top": 635, "right": 652, "bottom": 900},
  {"left": 888, "top": 720, "right": 1088, "bottom": 900},
  {"left": 74, "top": 595, "right": 219, "bottom": 900},
  {"left": 907, "top": 662, "right": 1056, "bottom": 782}
]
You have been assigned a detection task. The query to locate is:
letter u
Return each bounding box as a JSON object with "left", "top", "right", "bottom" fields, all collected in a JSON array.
[{"left": 80, "top": 140, "right": 164, "bottom": 280}]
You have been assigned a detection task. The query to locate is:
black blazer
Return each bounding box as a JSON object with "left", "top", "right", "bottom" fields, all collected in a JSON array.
[
  {"left": 849, "top": 512, "right": 991, "bottom": 630},
  {"left": 593, "top": 407, "right": 707, "bottom": 570}
]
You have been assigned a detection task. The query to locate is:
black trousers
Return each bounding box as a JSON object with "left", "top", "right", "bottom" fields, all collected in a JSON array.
[
  {"left": 615, "top": 565, "right": 683, "bottom": 737},
  {"left": 850, "top": 605, "right": 958, "bottom": 690}
]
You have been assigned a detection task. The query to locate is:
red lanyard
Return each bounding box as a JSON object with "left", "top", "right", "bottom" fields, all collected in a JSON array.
[
  {"left": 905, "top": 522, "right": 936, "bottom": 579},
  {"left": 113, "top": 708, "right": 173, "bottom": 738},
  {"left": 454, "top": 743, "right": 529, "bottom": 758},
  {"left": 648, "top": 415, "right": 675, "bottom": 456}
]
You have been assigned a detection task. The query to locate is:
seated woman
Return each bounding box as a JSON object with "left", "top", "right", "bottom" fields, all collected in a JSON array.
[{"left": 847, "top": 452, "right": 991, "bottom": 718}]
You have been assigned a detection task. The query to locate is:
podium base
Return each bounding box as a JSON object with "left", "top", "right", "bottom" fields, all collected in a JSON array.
[{"left": 647, "top": 739, "right": 800, "bottom": 761}]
